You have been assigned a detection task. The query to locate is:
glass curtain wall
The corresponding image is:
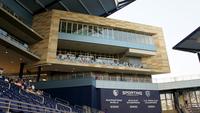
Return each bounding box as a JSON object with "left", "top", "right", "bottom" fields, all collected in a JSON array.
[
  {"left": 160, "top": 93, "right": 174, "bottom": 111},
  {"left": 59, "top": 20, "right": 155, "bottom": 46},
  {"left": 183, "top": 90, "right": 200, "bottom": 108}
]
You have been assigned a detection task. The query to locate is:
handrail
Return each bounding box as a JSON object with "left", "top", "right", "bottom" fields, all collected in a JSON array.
[
  {"left": 0, "top": 97, "right": 71, "bottom": 113},
  {"left": 56, "top": 102, "right": 72, "bottom": 112},
  {"left": 0, "top": 1, "right": 25, "bottom": 23},
  {"left": 19, "top": 89, "right": 44, "bottom": 104},
  {"left": 55, "top": 97, "right": 70, "bottom": 105},
  {"left": 0, "top": 30, "right": 29, "bottom": 51}
]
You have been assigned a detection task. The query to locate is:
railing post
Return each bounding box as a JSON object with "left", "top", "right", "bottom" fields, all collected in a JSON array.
[{"left": 7, "top": 101, "right": 11, "bottom": 113}]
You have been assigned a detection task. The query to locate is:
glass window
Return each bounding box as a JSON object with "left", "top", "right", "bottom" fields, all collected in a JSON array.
[
  {"left": 58, "top": 20, "right": 155, "bottom": 47},
  {"left": 108, "top": 28, "right": 113, "bottom": 39},
  {"left": 77, "top": 24, "right": 82, "bottom": 35},
  {"left": 72, "top": 23, "right": 78, "bottom": 34},
  {"left": 61, "top": 21, "right": 66, "bottom": 32},
  {"left": 67, "top": 22, "right": 72, "bottom": 33},
  {"left": 190, "top": 92, "right": 197, "bottom": 104},
  {"left": 166, "top": 93, "right": 172, "bottom": 99},
  {"left": 102, "top": 28, "right": 108, "bottom": 38},
  {"left": 82, "top": 25, "right": 88, "bottom": 35},
  {"left": 167, "top": 100, "right": 173, "bottom": 110},
  {"left": 196, "top": 91, "right": 200, "bottom": 103},
  {"left": 161, "top": 100, "right": 167, "bottom": 110},
  {"left": 88, "top": 26, "right": 93, "bottom": 36},
  {"left": 93, "top": 26, "right": 98, "bottom": 37},
  {"left": 98, "top": 27, "right": 103, "bottom": 37}
]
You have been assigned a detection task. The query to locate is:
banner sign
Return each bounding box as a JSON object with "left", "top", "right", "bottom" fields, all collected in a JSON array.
[{"left": 100, "top": 89, "right": 161, "bottom": 113}]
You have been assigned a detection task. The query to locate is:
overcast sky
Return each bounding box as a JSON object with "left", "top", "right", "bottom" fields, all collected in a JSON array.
[{"left": 109, "top": 0, "right": 200, "bottom": 78}]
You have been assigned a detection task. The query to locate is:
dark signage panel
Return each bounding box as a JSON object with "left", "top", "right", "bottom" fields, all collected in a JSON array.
[{"left": 100, "top": 89, "right": 161, "bottom": 113}]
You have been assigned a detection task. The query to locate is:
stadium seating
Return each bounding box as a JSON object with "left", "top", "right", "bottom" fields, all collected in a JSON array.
[{"left": 0, "top": 77, "right": 77, "bottom": 113}]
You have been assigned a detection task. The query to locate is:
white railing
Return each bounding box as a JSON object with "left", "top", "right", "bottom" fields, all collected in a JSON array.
[
  {"left": 0, "top": 1, "right": 25, "bottom": 23},
  {"left": 0, "top": 29, "right": 29, "bottom": 52},
  {"left": 57, "top": 53, "right": 144, "bottom": 69},
  {"left": 56, "top": 103, "right": 72, "bottom": 112},
  {"left": 0, "top": 97, "right": 71, "bottom": 113},
  {"left": 55, "top": 97, "right": 70, "bottom": 105},
  {"left": 19, "top": 89, "right": 44, "bottom": 104},
  {"left": 153, "top": 74, "right": 200, "bottom": 83}
]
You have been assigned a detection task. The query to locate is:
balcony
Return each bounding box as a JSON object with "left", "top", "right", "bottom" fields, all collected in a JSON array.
[
  {"left": 58, "top": 20, "right": 156, "bottom": 54},
  {"left": 0, "top": 28, "right": 40, "bottom": 60},
  {"left": 0, "top": 1, "right": 42, "bottom": 44},
  {"left": 39, "top": 50, "right": 152, "bottom": 74}
]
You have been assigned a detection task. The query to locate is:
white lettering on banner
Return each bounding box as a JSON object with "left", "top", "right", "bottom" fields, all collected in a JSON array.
[
  {"left": 110, "top": 105, "right": 119, "bottom": 109},
  {"left": 130, "top": 105, "right": 138, "bottom": 109},
  {"left": 144, "top": 100, "right": 158, "bottom": 104},
  {"left": 122, "top": 91, "right": 143, "bottom": 96},
  {"left": 127, "top": 99, "right": 140, "bottom": 104}
]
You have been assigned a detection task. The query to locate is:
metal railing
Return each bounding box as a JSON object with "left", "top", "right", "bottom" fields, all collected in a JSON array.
[
  {"left": 153, "top": 74, "right": 200, "bottom": 83},
  {"left": 55, "top": 97, "right": 70, "bottom": 105},
  {"left": 56, "top": 103, "right": 72, "bottom": 112},
  {"left": 19, "top": 89, "right": 44, "bottom": 104},
  {"left": 0, "top": 97, "right": 71, "bottom": 113},
  {"left": 0, "top": 29, "right": 30, "bottom": 52},
  {"left": 0, "top": 0, "right": 25, "bottom": 23}
]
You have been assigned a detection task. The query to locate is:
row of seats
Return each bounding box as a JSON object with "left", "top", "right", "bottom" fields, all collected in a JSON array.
[
  {"left": 57, "top": 53, "right": 143, "bottom": 68},
  {"left": 0, "top": 77, "right": 84, "bottom": 113}
]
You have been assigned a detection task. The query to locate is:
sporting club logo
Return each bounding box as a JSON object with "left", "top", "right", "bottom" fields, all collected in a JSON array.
[
  {"left": 145, "top": 91, "right": 151, "bottom": 97},
  {"left": 113, "top": 90, "right": 119, "bottom": 97}
]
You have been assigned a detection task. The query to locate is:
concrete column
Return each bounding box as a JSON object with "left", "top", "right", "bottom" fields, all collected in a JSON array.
[
  {"left": 19, "top": 63, "right": 25, "bottom": 79},
  {"left": 36, "top": 66, "right": 41, "bottom": 82}
]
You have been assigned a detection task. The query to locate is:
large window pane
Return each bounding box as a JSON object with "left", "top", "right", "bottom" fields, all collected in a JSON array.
[
  {"left": 67, "top": 22, "right": 72, "bottom": 33},
  {"left": 166, "top": 93, "right": 172, "bottom": 99},
  {"left": 72, "top": 23, "right": 78, "bottom": 34},
  {"left": 167, "top": 100, "right": 173, "bottom": 110},
  {"left": 61, "top": 21, "right": 66, "bottom": 32},
  {"left": 161, "top": 100, "right": 167, "bottom": 110},
  {"left": 196, "top": 91, "right": 200, "bottom": 103},
  {"left": 88, "top": 26, "right": 93, "bottom": 36},
  {"left": 58, "top": 20, "right": 155, "bottom": 46},
  {"left": 82, "top": 25, "right": 88, "bottom": 35},
  {"left": 77, "top": 24, "right": 82, "bottom": 35},
  {"left": 160, "top": 94, "right": 166, "bottom": 100},
  {"left": 98, "top": 27, "right": 103, "bottom": 37}
]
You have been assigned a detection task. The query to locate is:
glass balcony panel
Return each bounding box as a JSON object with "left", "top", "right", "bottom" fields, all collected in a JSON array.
[
  {"left": 59, "top": 20, "right": 156, "bottom": 51},
  {"left": 67, "top": 22, "right": 72, "bottom": 33}
]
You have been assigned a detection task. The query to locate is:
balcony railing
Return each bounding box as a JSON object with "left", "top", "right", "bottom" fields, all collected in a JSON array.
[
  {"left": 0, "top": 28, "right": 31, "bottom": 53},
  {"left": 0, "top": 1, "right": 25, "bottom": 24},
  {"left": 59, "top": 20, "right": 156, "bottom": 51},
  {"left": 153, "top": 74, "right": 200, "bottom": 83},
  {"left": 57, "top": 53, "right": 144, "bottom": 69}
]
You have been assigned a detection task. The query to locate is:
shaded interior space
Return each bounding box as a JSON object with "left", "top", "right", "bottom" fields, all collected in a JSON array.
[
  {"left": 0, "top": 3, "right": 43, "bottom": 44},
  {"left": 0, "top": 44, "right": 35, "bottom": 75}
]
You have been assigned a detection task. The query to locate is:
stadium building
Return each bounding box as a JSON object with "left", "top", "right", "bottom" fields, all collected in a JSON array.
[{"left": 0, "top": 0, "right": 187, "bottom": 113}]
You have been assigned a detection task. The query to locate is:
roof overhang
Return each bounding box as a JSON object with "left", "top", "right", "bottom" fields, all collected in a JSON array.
[
  {"left": 15, "top": 0, "right": 136, "bottom": 17},
  {"left": 173, "top": 27, "right": 200, "bottom": 53}
]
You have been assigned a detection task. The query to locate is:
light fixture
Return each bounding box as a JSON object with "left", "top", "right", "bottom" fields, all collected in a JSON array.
[{"left": 5, "top": 50, "right": 8, "bottom": 54}]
